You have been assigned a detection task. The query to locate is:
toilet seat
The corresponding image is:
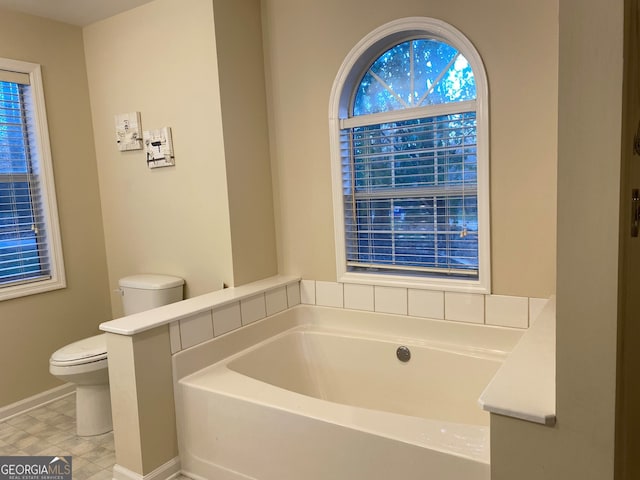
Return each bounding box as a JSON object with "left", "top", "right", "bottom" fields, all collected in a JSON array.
[{"left": 50, "top": 333, "right": 107, "bottom": 367}]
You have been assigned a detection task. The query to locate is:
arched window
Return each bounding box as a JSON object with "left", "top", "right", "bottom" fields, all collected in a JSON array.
[{"left": 329, "top": 18, "right": 490, "bottom": 292}]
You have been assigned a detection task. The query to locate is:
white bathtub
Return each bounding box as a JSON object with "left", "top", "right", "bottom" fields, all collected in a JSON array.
[{"left": 173, "top": 305, "right": 521, "bottom": 480}]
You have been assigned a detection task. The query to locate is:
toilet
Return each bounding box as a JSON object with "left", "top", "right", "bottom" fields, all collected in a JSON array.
[{"left": 49, "top": 274, "right": 184, "bottom": 436}]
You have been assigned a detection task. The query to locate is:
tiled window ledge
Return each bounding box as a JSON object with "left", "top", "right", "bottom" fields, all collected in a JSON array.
[{"left": 301, "top": 280, "right": 549, "bottom": 329}]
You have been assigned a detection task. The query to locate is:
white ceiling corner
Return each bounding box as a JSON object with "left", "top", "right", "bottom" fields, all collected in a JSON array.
[{"left": 0, "top": 0, "right": 156, "bottom": 26}]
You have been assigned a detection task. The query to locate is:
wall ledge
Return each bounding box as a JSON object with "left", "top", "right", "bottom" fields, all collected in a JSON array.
[
  {"left": 478, "top": 297, "right": 556, "bottom": 425},
  {"left": 100, "top": 275, "right": 300, "bottom": 336}
]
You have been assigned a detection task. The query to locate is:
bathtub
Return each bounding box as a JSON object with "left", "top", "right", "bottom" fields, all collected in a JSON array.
[{"left": 173, "top": 305, "right": 521, "bottom": 480}]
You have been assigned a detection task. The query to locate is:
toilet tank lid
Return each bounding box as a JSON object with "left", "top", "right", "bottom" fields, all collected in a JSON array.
[{"left": 119, "top": 274, "right": 184, "bottom": 290}]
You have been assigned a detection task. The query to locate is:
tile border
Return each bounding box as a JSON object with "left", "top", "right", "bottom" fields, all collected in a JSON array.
[
  {"left": 112, "top": 274, "right": 550, "bottom": 354},
  {"left": 301, "top": 280, "right": 549, "bottom": 330}
]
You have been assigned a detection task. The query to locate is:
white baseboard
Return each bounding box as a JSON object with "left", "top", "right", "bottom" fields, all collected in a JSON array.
[
  {"left": 112, "top": 457, "right": 181, "bottom": 480},
  {"left": 0, "top": 383, "right": 75, "bottom": 422}
]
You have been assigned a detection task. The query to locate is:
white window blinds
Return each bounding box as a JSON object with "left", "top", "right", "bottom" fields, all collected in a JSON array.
[
  {"left": 0, "top": 74, "right": 51, "bottom": 287},
  {"left": 339, "top": 37, "right": 481, "bottom": 281},
  {"left": 341, "top": 111, "right": 479, "bottom": 278}
]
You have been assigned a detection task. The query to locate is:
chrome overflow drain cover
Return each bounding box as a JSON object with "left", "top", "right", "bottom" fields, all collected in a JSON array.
[{"left": 396, "top": 345, "right": 411, "bottom": 362}]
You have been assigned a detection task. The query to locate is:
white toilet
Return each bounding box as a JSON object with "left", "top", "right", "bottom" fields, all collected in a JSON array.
[{"left": 49, "top": 274, "right": 184, "bottom": 436}]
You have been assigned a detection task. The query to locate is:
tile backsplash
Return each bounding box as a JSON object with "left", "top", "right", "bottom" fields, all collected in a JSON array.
[
  {"left": 407, "top": 289, "right": 444, "bottom": 319},
  {"left": 343, "top": 283, "right": 374, "bottom": 312},
  {"left": 178, "top": 310, "right": 214, "bottom": 349},
  {"left": 170, "top": 281, "right": 301, "bottom": 354},
  {"left": 485, "top": 294, "right": 529, "bottom": 328},
  {"left": 240, "top": 294, "right": 267, "bottom": 326},
  {"left": 265, "top": 287, "right": 288, "bottom": 316},
  {"left": 374, "top": 286, "right": 408, "bottom": 315},
  {"left": 444, "top": 291, "right": 485, "bottom": 324},
  {"left": 169, "top": 278, "right": 548, "bottom": 355},
  {"left": 315, "top": 281, "right": 344, "bottom": 308},
  {"left": 301, "top": 279, "right": 546, "bottom": 330}
]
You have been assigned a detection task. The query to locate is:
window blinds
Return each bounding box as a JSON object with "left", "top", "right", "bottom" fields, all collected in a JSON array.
[
  {"left": 341, "top": 112, "right": 479, "bottom": 278},
  {"left": 0, "top": 70, "right": 30, "bottom": 86},
  {"left": 0, "top": 76, "right": 51, "bottom": 286}
]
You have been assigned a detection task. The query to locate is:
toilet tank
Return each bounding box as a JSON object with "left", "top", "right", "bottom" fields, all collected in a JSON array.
[{"left": 118, "top": 274, "right": 184, "bottom": 315}]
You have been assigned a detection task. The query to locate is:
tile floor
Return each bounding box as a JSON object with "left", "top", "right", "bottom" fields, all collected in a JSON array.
[{"left": 0, "top": 394, "right": 189, "bottom": 480}]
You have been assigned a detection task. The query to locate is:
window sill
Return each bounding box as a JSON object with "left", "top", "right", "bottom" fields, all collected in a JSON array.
[{"left": 0, "top": 276, "right": 66, "bottom": 302}]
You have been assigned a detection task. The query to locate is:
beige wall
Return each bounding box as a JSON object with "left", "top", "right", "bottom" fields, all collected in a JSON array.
[
  {"left": 491, "top": 0, "right": 622, "bottom": 478},
  {"left": 0, "top": 10, "right": 112, "bottom": 407},
  {"left": 107, "top": 327, "right": 177, "bottom": 475},
  {"left": 83, "top": 0, "right": 235, "bottom": 316},
  {"left": 262, "top": 0, "right": 558, "bottom": 298},
  {"left": 213, "top": 0, "right": 278, "bottom": 286}
]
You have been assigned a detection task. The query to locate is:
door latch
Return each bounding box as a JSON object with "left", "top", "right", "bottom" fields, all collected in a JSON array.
[{"left": 632, "top": 189, "right": 640, "bottom": 237}]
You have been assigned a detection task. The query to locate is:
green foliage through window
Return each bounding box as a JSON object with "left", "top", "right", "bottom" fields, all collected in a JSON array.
[{"left": 353, "top": 39, "right": 476, "bottom": 116}]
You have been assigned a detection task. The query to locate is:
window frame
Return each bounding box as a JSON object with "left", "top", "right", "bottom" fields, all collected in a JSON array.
[
  {"left": 329, "top": 17, "right": 490, "bottom": 293},
  {"left": 0, "top": 57, "right": 66, "bottom": 301}
]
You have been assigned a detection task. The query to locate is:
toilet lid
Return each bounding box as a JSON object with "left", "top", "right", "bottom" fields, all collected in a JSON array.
[{"left": 50, "top": 333, "right": 107, "bottom": 366}]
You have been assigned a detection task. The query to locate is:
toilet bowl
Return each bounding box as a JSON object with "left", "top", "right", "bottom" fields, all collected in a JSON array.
[
  {"left": 49, "top": 274, "right": 184, "bottom": 436},
  {"left": 49, "top": 334, "right": 110, "bottom": 436}
]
